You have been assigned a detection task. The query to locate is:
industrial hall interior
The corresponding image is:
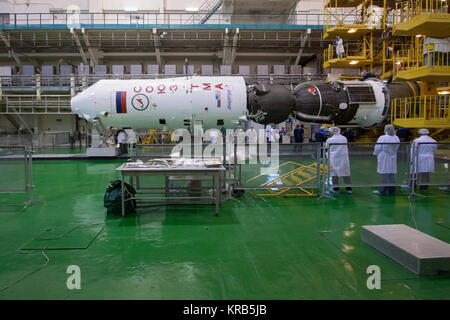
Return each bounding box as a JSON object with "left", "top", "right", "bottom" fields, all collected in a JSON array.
[{"left": 0, "top": 0, "right": 449, "bottom": 301}]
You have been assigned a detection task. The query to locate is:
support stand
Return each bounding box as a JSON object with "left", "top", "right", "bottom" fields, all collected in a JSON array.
[{"left": 24, "top": 147, "right": 44, "bottom": 208}]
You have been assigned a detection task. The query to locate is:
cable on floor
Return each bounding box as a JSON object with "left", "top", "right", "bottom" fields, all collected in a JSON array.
[{"left": 0, "top": 248, "right": 49, "bottom": 294}]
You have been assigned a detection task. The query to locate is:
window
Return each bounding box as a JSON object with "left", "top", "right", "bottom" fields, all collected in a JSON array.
[
  {"left": 159, "top": 119, "right": 166, "bottom": 124},
  {"left": 217, "top": 119, "right": 224, "bottom": 126}
]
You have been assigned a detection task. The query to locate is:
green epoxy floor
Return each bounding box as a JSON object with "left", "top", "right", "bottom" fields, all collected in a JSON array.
[{"left": 0, "top": 160, "right": 449, "bottom": 299}]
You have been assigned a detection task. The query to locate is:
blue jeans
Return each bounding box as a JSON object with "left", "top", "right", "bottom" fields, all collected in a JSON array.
[{"left": 380, "top": 174, "right": 396, "bottom": 195}]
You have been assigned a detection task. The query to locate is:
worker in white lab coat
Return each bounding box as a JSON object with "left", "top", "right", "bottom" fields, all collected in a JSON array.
[
  {"left": 125, "top": 129, "right": 137, "bottom": 155},
  {"left": 373, "top": 125, "right": 400, "bottom": 195},
  {"left": 247, "top": 126, "right": 258, "bottom": 160},
  {"left": 117, "top": 129, "right": 128, "bottom": 156},
  {"left": 247, "top": 127, "right": 258, "bottom": 144},
  {"left": 266, "top": 124, "right": 273, "bottom": 143},
  {"left": 335, "top": 36, "right": 344, "bottom": 59},
  {"left": 407, "top": 128, "right": 437, "bottom": 190},
  {"left": 209, "top": 129, "right": 219, "bottom": 144},
  {"left": 325, "top": 127, "right": 352, "bottom": 194}
]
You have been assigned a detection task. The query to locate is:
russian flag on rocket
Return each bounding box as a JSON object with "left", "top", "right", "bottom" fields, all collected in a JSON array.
[{"left": 116, "top": 91, "right": 127, "bottom": 113}]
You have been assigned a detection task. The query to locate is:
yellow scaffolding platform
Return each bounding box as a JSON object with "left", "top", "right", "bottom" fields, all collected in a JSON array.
[
  {"left": 323, "top": 0, "right": 384, "bottom": 39},
  {"left": 392, "top": 0, "right": 450, "bottom": 38},
  {"left": 246, "top": 161, "right": 328, "bottom": 197},
  {"left": 323, "top": 35, "right": 374, "bottom": 69},
  {"left": 394, "top": 37, "right": 450, "bottom": 82},
  {"left": 391, "top": 95, "right": 450, "bottom": 128}
]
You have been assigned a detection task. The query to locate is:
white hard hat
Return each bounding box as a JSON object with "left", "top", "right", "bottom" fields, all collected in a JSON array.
[
  {"left": 320, "top": 126, "right": 326, "bottom": 131},
  {"left": 330, "top": 127, "right": 341, "bottom": 135},
  {"left": 418, "top": 128, "right": 429, "bottom": 135},
  {"left": 384, "top": 124, "right": 395, "bottom": 136}
]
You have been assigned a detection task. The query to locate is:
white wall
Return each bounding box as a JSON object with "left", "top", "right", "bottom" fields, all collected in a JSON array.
[{"left": 296, "top": 0, "right": 324, "bottom": 11}]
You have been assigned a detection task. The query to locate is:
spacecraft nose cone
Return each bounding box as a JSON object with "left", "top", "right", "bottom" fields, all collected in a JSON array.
[
  {"left": 70, "top": 89, "right": 96, "bottom": 122},
  {"left": 70, "top": 93, "right": 81, "bottom": 114}
]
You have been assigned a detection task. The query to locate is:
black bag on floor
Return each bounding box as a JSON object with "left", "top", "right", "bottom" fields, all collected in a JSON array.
[{"left": 104, "top": 180, "right": 137, "bottom": 216}]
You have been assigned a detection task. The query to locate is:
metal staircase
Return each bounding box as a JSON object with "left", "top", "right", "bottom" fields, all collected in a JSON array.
[{"left": 185, "top": 0, "right": 224, "bottom": 24}]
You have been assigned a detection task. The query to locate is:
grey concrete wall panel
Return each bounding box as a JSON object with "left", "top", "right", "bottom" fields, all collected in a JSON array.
[
  {"left": 238, "top": 65, "right": 250, "bottom": 75},
  {"left": 257, "top": 65, "right": 268, "bottom": 75},
  {"left": 22, "top": 65, "right": 35, "bottom": 75},
  {"left": 22, "top": 65, "right": 35, "bottom": 86},
  {"left": 112, "top": 65, "right": 124, "bottom": 75},
  {"left": 290, "top": 65, "right": 302, "bottom": 74},
  {"left": 41, "top": 65, "right": 54, "bottom": 76},
  {"left": 273, "top": 65, "right": 285, "bottom": 74},
  {"left": 94, "top": 65, "right": 107, "bottom": 75},
  {"left": 201, "top": 65, "right": 213, "bottom": 75},
  {"left": 60, "top": 65, "right": 73, "bottom": 75},
  {"left": 183, "top": 65, "right": 194, "bottom": 75},
  {"left": 130, "top": 64, "right": 142, "bottom": 75},
  {"left": 147, "top": 64, "right": 159, "bottom": 74},
  {"left": 164, "top": 64, "right": 176, "bottom": 74},
  {"left": 78, "top": 64, "right": 90, "bottom": 75},
  {"left": 220, "top": 65, "right": 232, "bottom": 75}
]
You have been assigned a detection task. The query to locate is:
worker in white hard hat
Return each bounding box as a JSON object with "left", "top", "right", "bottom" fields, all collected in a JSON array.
[
  {"left": 325, "top": 127, "right": 352, "bottom": 195},
  {"left": 209, "top": 129, "right": 219, "bottom": 144},
  {"left": 404, "top": 128, "right": 437, "bottom": 191},
  {"left": 373, "top": 124, "right": 400, "bottom": 195}
]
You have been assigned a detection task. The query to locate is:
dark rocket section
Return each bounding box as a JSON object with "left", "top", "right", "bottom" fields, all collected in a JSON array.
[
  {"left": 291, "top": 80, "right": 419, "bottom": 126},
  {"left": 386, "top": 81, "right": 420, "bottom": 101},
  {"left": 247, "top": 83, "right": 296, "bottom": 125},
  {"left": 292, "top": 81, "right": 357, "bottom": 124},
  {"left": 246, "top": 79, "right": 419, "bottom": 128}
]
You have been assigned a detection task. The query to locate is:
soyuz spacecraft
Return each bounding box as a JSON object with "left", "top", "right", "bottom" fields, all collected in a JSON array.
[{"left": 71, "top": 76, "right": 418, "bottom": 130}]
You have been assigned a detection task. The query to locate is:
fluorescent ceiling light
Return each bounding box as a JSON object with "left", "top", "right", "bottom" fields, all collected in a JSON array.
[
  {"left": 185, "top": 7, "right": 199, "bottom": 12},
  {"left": 124, "top": 8, "right": 138, "bottom": 12},
  {"left": 348, "top": 28, "right": 357, "bottom": 33},
  {"left": 416, "top": 34, "right": 422, "bottom": 37},
  {"left": 349, "top": 61, "right": 359, "bottom": 65},
  {"left": 396, "top": 61, "right": 402, "bottom": 65},
  {"left": 438, "top": 91, "right": 449, "bottom": 95}
]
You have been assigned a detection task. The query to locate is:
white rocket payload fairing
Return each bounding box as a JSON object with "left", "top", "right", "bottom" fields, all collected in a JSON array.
[{"left": 71, "top": 76, "right": 248, "bottom": 130}]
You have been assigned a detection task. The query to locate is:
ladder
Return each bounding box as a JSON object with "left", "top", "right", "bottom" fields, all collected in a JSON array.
[{"left": 185, "top": 0, "right": 223, "bottom": 24}]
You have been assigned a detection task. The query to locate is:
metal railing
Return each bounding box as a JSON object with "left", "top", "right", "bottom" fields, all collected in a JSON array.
[
  {"left": 0, "top": 145, "right": 42, "bottom": 208},
  {"left": 411, "top": 142, "right": 450, "bottom": 191},
  {"left": 322, "top": 142, "right": 414, "bottom": 194},
  {"left": 391, "top": 95, "right": 449, "bottom": 124},
  {"left": 393, "top": 0, "right": 449, "bottom": 25},
  {"left": 394, "top": 40, "right": 450, "bottom": 72},
  {"left": 0, "top": 95, "right": 71, "bottom": 114},
  {"left": 130, "top": 140, "right": 449, "bottom": 198},
  {"left": 324, "top": 36, "right": 372, "bottom": 62},
  {"left": 0, "top": 73, "right": 327, "bottom": 90},
  {"left": 0, "top": 11, "right": 326, "bottom": 30}
]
